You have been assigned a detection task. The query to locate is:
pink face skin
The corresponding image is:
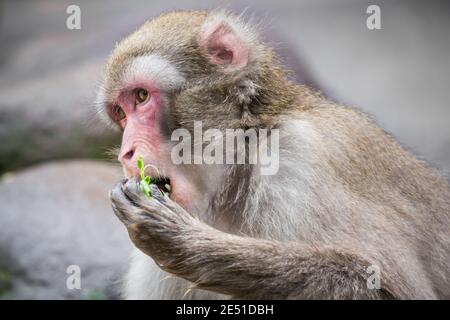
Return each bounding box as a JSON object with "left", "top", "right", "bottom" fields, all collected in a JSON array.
[
  {"left": 108, "top": 79, "right": 194, "bottom": 210},
  {"left": 111, "top": 80, "right": 163, "bottom": 175}
]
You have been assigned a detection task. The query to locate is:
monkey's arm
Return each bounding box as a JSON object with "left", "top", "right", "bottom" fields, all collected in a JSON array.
[{"left": 110, "top": 179, "right": 396, "bottom": 299}]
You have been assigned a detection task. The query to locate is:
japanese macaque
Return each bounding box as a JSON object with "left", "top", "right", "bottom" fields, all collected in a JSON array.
[{"left": 97, "top": 11, "right": 450, "bottom": 299}]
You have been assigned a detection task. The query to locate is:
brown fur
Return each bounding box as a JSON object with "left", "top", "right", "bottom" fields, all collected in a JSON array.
[{"left": 104, "top": 11, "right": 450, "bottom": 299}]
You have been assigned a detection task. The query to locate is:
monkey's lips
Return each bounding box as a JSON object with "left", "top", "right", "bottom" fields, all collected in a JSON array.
[{"left": 153, "top": 176, "right": 171, "bottom": 194}]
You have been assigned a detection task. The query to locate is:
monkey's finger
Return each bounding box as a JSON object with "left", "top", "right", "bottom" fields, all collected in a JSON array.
[
  {"left": 121, "top": 177, "right": 142, "bottom": 204},
  {"left": 122, "top": 177, "right": 163, "bottom": 206},
  {"left": 120, "top": 177, "right": 191, "bottom": 228},
  {"left": 110, "top": 181, "right": 142, "bottom": 226},
  {"left": 122, "top": 177, "right": 166, "bottom": 205},
  {"left": 120, "top": 179, "right": 169, "bottom": 219},
  {"left": 135, "top": 190, "right": 196, "bottom": 227},
  {"left": 149, "top": 184, "right": 165, "bottom": 202}
]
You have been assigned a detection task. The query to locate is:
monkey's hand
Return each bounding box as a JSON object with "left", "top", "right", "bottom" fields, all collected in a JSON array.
[
  {"left": 110, "top": 178, "right": 202, "bottom": 270},
  {"left": 110, "top": 178, "right": 398, "bottom": 299}
]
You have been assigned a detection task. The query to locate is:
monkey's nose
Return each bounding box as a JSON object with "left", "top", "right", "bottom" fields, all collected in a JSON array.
[
  {"left": 119, "top": 147, "right": 140, "bottom": 177},
  {"left": 119, "top": 147, "right": 135, "bottom": 164}
]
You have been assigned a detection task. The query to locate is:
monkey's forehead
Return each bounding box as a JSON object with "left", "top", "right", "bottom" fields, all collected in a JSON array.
[{"left": 105, "top": 11, "right": 209, "bottom": 83}]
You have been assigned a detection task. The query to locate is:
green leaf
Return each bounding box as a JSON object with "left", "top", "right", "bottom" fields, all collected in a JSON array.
[
  {"left": 137, "top": 156, "right": 144, "bottom": 170},
  {"left": 137, "top": 156, "right": 153, "bottom": 199},
  {"left": 137, "top": 156, "right": 146, "bottom": 180},
  {"left": 140, "top": 181, "right": 152, "bottom": 199}
]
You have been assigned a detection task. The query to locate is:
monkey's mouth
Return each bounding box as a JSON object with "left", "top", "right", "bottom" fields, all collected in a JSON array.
[{"left": 154, "top": 177, "right": 171, "bottom": 194}]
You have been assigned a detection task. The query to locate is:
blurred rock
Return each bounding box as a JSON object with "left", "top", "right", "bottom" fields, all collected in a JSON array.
[
  {"left": 0, "top": 0, "right": 126, "bottom": 174},
  {"left": 0, "top": 60, "right": 121, "bottom": 174},
  {"left": 0, "top": 160, "right": 132, "bottom": 299}
]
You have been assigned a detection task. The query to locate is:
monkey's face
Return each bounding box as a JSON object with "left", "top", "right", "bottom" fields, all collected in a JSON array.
[
  {"left": 97, "top": 11, "right": 257, "bottom": 209},
  {"left": 102, "top": 53, "right": 196, "bottom": 208}
]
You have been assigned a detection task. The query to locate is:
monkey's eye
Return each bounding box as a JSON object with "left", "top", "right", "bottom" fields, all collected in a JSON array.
[
  {"left": 112, "top": 105, "right": 126, "bottom": 121},
  {"left": 135, "top": 88, "right": 150, "bottom": 105}
]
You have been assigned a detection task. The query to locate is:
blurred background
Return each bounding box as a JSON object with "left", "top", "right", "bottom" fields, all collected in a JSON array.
[{"left": 0, "top": 0, "right": 449, "bottom": 299}]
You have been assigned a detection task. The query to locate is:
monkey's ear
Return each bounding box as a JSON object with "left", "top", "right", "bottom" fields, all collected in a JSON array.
[{"left": 200, "top": 19, "right": 249, "bottom": 69}]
